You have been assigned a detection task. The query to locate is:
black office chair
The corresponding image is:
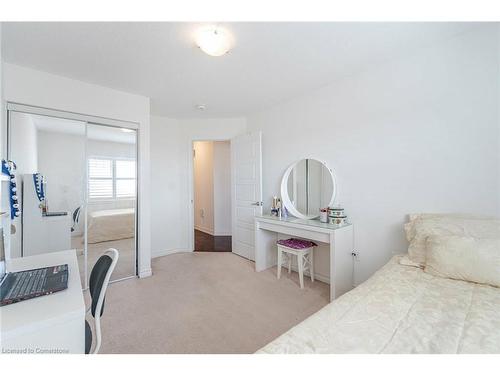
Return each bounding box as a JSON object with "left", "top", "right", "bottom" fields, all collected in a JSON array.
[
  {"left": 85, "top": 248, "right": 119, "bottom": 354},
  {"left": 71, "top": 206, "right": 81, "bottom": 233}
]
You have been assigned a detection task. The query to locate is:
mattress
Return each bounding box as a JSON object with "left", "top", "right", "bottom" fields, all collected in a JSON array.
[
  {"left": 258, "top": 255, "right": 500, "bottom": 354},
  {"left": 87, "top": 208, "right": 135, "bottom": 244}
]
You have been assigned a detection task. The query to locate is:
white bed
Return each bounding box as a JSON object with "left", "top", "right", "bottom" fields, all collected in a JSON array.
[
  {"left": 258, "top": 255, "right": 500, "bottom": 354},
  {"left": 87, "top": 208, "right": 135, "bottom": 244}
]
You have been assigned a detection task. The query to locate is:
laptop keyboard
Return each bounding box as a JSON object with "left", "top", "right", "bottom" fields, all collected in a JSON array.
[{"left": 5, "top": 268, "right": 47, "bottom": 300}]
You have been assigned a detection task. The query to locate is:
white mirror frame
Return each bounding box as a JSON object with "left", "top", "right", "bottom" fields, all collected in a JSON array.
[{"left": 280, "top": 158, "right": 337, "bottom": 220}]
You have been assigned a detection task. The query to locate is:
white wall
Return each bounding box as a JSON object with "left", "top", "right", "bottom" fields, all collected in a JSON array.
[
  {"left": 247, "top": 25, "right": 500, "bottom": 284},
  {"left": 213, "top": 141, "right": 232, "bottom": 236},
  {"left": 88, "top": 139, "right": 136, "bottom": 159},
  {"left": 37, "top": 130, "right": 85, "bottom": 219},
  {"left": 150, "top": 116, "right": 185, "bottom": 256},
  {"left": 193, "top": 141, "right": 214, "bottom": 234},
  {"left": 2, "top": 64, "right": 152, "bottom": 277},
  {"left": 9, "top": 112, "right": 38, "bottom": 175},
  {"left": 150, "top": 116, "right": 246, "bottom": 257}
]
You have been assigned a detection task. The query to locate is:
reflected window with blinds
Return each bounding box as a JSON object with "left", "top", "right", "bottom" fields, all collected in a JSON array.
[{"left": 88, "top": 158, "right": 136, "bottom": 200}]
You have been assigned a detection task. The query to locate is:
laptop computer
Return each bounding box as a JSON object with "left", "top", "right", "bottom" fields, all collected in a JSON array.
[{"left": 0, "top": 229, "right": 69, "bottom": 306}]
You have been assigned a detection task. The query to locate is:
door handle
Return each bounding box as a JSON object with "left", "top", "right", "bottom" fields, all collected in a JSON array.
[{"left": 251, "top": 201, "right": 263, "bottom": 206}]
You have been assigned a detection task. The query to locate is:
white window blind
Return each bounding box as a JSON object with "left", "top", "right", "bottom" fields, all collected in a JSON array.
[
  {"left": 88, "top": 158, "right": 136, "bottom": 200},
  {"left": 115, "top": 160, "right": 136, "bottom": 198}
]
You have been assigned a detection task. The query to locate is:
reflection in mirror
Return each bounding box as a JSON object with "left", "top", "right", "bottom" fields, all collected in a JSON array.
[
  {"left": 85, "top": 124, "right": 137, "bottom": 283},
  {"left": 286, "top": 159, "right": 333, "bottom": 217},
  {"left": 8, "top": 112, "right": 138, "bottom": 288},
  {"left": 8, "top": 112, "right": 86, "bottom": 264}
]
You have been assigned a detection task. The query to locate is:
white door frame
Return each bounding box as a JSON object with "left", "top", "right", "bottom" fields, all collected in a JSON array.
[{"left": 187, "top": 138, "right": 232, "bottom": 252}]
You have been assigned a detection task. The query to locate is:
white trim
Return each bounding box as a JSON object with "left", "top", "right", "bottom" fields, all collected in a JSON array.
[
  {"left": 152, "top": 248, "right": 192, "bottom": 258},
  {"left": 194, "top": 225, "right": 215, "bottom": 236},
  {"left": 138, "top": 268, "right": 153, "bottom": 278},
  {"left": 193, "top": 226, "right": 232, "bottom": 236},
  {"left": 213, "top": 231, "right": 232, "bottom": 236},
  {"left": 7, "top": 102, "right": 138, "bottom": 130}
]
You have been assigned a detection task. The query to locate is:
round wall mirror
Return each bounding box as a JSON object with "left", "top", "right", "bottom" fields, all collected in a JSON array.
[{"left": 280, "top": 158, "right": 336, "bottom": 220}]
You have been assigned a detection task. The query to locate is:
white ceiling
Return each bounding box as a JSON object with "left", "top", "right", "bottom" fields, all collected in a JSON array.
[
  {"left": 31, "top": 114, "right": 136, "bottom": 144},
  {"left": 2, "top": 22, "right": 481, "bottom": 118}
]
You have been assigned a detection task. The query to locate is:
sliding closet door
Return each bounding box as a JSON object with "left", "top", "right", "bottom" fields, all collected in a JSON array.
[
  {"left": 7, "top": 112, "right": 86, "bottom": 280},
  {"left": 85, "top": 123, "right": 137, "bottom": 283}
]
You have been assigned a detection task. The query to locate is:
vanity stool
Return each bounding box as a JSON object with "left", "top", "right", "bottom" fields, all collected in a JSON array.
[{"left": 276, "top": 238, "right": 316, "bottom": 289}]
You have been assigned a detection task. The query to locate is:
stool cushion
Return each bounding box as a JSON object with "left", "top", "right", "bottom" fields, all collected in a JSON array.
[{"left": 277, "top": 238, "right": 317, "bottom": 249}]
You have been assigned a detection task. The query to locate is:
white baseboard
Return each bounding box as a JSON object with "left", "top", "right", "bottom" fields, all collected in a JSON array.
[
  {"left": 152, "top": 248, "right": 193, "bottom": 258},
  {"left": 213, "top": 231, "right": 232, "bottom": 236},
  {"left": 194, "top": 225, "right": 214, "bottom": 236},
  {"left": 139, "top": 268, "right": 152, "bottom": 278}
]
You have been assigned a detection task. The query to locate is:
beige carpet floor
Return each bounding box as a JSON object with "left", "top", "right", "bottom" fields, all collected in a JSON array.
[
  {"left": 73, "top": 236, "right": 136, "bottom": 287},
  {"left": 92, "top": 252, "right": 329, "bottom": 354}
]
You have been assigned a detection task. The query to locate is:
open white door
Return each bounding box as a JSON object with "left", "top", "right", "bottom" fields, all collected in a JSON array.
[{"left": 231, "top": 131, "right": 262, "bottom": 261}]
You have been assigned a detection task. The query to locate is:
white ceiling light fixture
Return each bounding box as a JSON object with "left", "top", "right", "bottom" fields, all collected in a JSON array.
[
  {"left": 196, "top": 104, "right": 207, "bottom": 111},
  {"left": 195, "top": 26, "right": 233, "bottom": 57}
]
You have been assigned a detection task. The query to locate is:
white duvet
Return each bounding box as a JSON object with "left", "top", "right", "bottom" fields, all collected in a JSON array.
[
  {"left": 87, "top": 208, "right": 135, "bottom": 244},
  {"left": 258, "top": 255, "right": 500, "bottom": 354}
]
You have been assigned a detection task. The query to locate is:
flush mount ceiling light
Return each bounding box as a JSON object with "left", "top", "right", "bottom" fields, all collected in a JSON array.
[
  {"left": 196, "top": 104, "right": 207, "bottom": 111},
  {"left": 195, "top": 26, "right": 233, "bottom": 57}
]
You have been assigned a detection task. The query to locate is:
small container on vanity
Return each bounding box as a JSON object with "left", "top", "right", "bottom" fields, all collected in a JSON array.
[
  {"left": 319, "top": 208, "right": 329, "bottom": 223},
  {"left": 328, "top": 206, "right": 348, "bottom": 226}
]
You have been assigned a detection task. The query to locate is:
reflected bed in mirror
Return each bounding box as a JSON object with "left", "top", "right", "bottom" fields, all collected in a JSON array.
[{"left": 281, "top": 158, "right": 336, "bottom": 220}]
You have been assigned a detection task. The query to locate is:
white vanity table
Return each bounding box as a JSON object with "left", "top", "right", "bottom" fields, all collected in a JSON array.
[
  {"left": 254, "top": 157, "right": 354, "bottom": 302},
  {"left": 254, "top": 215, "right": 354, "bottom": 301}
]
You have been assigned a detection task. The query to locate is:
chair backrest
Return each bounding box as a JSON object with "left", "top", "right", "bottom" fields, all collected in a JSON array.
[
  {"left": 88, "top": 248, "right": 119, "bottom": 353},
  {"left": 73, "top": 206, "right": 81, "bottom": 224},
  {"left": 71, "top": 206, "right": 81, "bottom": 232}
]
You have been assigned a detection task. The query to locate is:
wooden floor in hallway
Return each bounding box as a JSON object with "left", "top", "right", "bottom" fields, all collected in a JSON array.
[{"left": 194, "top": 230, "right": 232, "bottom": 252}]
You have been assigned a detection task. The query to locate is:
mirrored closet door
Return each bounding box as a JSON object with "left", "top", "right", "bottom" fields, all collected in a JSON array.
[
  {"left": 7, "top": 109, "right": 138, "bottom": 288},
  {"left": 85, "top": 123, "right": 137, "bottom": 283}
]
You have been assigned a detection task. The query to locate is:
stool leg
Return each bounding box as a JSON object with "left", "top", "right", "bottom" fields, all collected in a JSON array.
[
  {"left": 297, "top": 253, "right": 304, "bottom": 289},
  {"left": 309, "top": 249, "right": 315, "bottom": 282},
  {"left": 277, "top": 247, "right": 282, "bottom": 279},
  {"left": 288, "top": 254, "right": 292, "bottom": 274}
]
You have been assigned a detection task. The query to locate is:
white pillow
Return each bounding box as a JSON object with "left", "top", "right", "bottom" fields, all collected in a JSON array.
[
  {"left": 405, "top": 213, "right": 496, "bottom": 242},
  {"left": 405, "top": 216, "right": 500, "bottom": 265},
  {"left": 424, "top": 235, "right": 500, "bottom": 288}
]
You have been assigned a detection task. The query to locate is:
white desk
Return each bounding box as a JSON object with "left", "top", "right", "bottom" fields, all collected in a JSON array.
[
  {"left": 254, "top": 215, "right": 354, "bottom": 301},
  {"left": 1, "top": 250, "right": 85, "bottom": 354}
]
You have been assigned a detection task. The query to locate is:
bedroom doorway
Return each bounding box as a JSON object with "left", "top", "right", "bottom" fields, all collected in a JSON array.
[
  {"left": 192, "top": 140, "right": 232, "bottom": 252},
  {"left": 6, "top": 106, "right": 138, "bottom": 289}
]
